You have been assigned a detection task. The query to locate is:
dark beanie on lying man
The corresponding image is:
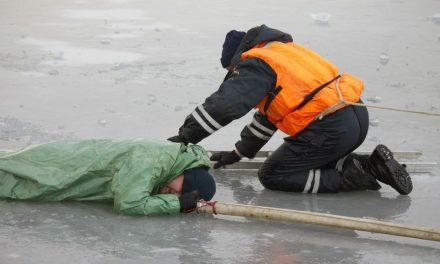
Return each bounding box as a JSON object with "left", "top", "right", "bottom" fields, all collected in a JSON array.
[{"left": 182, "top": 168, "right": 216, "bottom": 201}]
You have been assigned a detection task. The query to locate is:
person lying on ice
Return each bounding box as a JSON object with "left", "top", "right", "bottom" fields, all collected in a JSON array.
[
  {"left": 169, "top": 24, "right": 413, "bottom": 195},
  {"left": 0, "top": 139, "right": 216, "bottom": 215}
]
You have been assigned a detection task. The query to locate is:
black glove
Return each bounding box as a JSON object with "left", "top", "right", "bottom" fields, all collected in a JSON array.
[
  {"left": 179, "top": 190, "right": 200, "bottom": 213},
  {"left": 210, "top": 150, "right": 241, "bottom": 169},
  {"left": 167, "top": 135, "right": 189, "bottom": 145}
]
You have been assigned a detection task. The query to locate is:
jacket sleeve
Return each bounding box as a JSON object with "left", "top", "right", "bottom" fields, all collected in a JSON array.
[
  {"left": 112, "top": 149, "right": 181, "bottom": 216},
  {"left": 178, "top": 58, "right": 277, "bottom": 144},
  {"left": 235, "top": 110, "right": 278, "bottom": 158},
  {"left": 115, "top": 193, "right": 180, "bottom": 216}
]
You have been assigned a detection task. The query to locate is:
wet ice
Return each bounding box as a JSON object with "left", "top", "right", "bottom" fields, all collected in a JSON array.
[{"left": 432, "top": 13, "right": 440, "bottom": 24}]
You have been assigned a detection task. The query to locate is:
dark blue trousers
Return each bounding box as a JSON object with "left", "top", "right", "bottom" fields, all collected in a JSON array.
[{"left": 258, "top": 104, "right": 369, "bottom": 193}]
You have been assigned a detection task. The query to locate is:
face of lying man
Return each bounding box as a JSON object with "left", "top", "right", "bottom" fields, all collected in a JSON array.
[{"left": 159, "top": 174, "right": 184, "bottom": 196}]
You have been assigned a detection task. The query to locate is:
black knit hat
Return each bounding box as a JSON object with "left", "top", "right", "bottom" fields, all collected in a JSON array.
[
  {"left": 182, "top": 168, "right": 216, "bottom": 201},
  {"left": 220, "top": 30, "right": 246, "bottom": 68}
]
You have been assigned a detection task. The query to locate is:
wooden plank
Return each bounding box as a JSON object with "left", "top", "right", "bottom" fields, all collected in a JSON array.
[
  {"left": 207, "top": 149, "right": 436, "bottom": 173},
  {"left": 197, "top": 202, "right": 440, "bottom": 241},
  {"left": 211, "top": 160, "right": 437, "bottom": 174},
  {"left": 207, "top": 150, "right": 423, "bottom": 160}
]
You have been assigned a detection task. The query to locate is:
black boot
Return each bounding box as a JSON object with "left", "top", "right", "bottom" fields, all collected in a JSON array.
[
  {"left": 338, "top": 154, "right": 382, "bottom": 192},
  {"left": 364, "top": 144, "right": 413, "bottom": 195}
]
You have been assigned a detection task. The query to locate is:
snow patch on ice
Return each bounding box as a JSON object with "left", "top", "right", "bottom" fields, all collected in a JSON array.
[
  {"left": 379, "top": 53, "right": 390, "bottom": 65},
  {"left": 369, "top": 118, "right": 380, "bottom": 127},
  {"left": 108, "top": 22, "right": 175, "bottom": 30},
  {"left": 98, "top": 120, "right": 107, "bottom": 126},
  {"left": 367, "top": 135, "right": 381, "bottom": 142},
  {"left": 109, "top": 0, "right": 132, "bottom": 3},
  {"left": 100, "top": 39, "right": 111, "bottom": 45},
  {"left": 150, "top": 247, "right": 182, "bottom": 253},
  {"left": 174, "top": 106, "right": 187, "bottom": 112},
  {"left": 42, "top": 218, "right": 56, "bottom": 224},
  {"left": 366, "top": 96, "right": 382, "bottom": 103},
  {"left": 63, "top": 9, "right": 149, "bottom": 21},
  {"left": 7, "top": 254, "right": 20, "bottom": 259},
  {"left": 21, "top": 71, "right": 47, "bottom": 77},
  {"left": 263, "top": 233, "right": 275, "bottom": 238},
  {"left": 98, "top": 32, "right": 144, "bottom": 39},
  {"left": 309, "top": 13, "right": 332, "bottom": 25},
  {"left": 19, "top": 38, "right": 144, "bottom": 66},
  {"left": 37, "top": 22, "right": 83, "bottom": 27},
  {"left": 48, "top": 69, "right": 59, "bottom": 76}
]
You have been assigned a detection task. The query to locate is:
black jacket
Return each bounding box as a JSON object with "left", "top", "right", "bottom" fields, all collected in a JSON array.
[{"left": 177, "top": 25, "right": 293, "bottom": 158}]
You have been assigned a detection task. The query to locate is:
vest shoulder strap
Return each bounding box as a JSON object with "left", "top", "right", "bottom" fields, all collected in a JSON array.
[
  {"left": 292, "top": 74, "right": 341, "bottom": 112},
  {"left": 263, "top": 86, "right": 283, "bottom": 115}
]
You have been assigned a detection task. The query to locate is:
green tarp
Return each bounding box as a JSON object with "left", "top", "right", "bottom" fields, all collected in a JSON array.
[{"left": 0, "top": 139, "right": 211, "bottom": 215}]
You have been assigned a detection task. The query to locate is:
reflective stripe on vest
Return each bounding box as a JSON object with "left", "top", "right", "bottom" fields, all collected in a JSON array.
[{"left": 241, "top": 41, "right": 363, "bottom": 136}]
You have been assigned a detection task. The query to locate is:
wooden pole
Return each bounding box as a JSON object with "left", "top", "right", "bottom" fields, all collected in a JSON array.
[{"left": 196, "top": 202, "right": 440, "bottom": 242}]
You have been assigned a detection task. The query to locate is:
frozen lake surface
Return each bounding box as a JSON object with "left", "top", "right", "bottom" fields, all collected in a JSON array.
[
  {"left": 1, "top": 0, "right": 439, "bottom": 263},
  {"left": 1, "top": 170, "right": 440, "bottom": 263}
]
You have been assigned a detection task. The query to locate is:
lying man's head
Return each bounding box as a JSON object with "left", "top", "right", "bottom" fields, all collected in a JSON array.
[{"left": 160, "top": 167, "right": 216, "bottom": 201}]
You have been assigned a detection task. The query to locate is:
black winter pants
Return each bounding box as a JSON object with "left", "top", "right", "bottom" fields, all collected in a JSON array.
[{"left": 258, "top": 105, "right": 369, "bottom": 193}]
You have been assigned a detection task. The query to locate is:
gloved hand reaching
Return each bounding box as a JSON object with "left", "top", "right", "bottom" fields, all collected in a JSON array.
[
  {"left": 179, "top": 190, "right": 200, "bottom": 213},
  {"left": 167, "top": 135, "right": 189, "bottom": 145},
  {"left": 210, "top": 150, "right": 241, "bottom": 169}
]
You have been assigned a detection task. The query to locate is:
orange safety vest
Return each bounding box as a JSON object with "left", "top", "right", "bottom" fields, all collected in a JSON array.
[{"left": 241, "top": 41, "right": 363, "bottom": 136}]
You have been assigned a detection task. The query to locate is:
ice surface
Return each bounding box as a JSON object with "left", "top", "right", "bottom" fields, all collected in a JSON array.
[
  {"left": 1, "top": 0, "right": 440, "bottom": 262},
  {"left": 0, "top": 171, "right": 439, "bottom": 263}
]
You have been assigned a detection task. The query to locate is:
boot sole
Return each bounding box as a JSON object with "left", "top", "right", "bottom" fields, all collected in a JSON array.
[{"left": 373, "top": 144, "right": 413, "bottom": 195}]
